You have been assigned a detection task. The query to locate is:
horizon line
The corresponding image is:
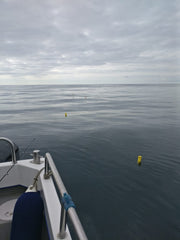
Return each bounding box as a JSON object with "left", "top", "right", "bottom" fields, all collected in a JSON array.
[{"left": 0, "top": 82, "right": 178, "bottom": 86}]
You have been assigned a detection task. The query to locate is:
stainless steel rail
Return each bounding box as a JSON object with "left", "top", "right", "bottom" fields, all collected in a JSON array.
[
  {"left": 0, "top": 137, "right": 17, "bottom": 164},
  {"left": 44, "top": 153, "right": 88, "bottom": 240}
]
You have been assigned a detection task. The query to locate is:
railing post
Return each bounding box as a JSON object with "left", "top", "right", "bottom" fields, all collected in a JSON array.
[
  {"left": 0, "top": 137, "right": 17, "bottom": 164},
  {"left": 44, "top": 155, "right": 50, "bottom": 179},
  {"left": 59, "top": 205, "right": 67, "bottom": 239}
]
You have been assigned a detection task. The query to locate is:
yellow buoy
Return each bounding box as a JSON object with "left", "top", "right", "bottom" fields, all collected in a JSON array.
[
  {"left": 65, "top": 112, "right": 67, "bottom": 117},
  {"left": 137, "top": 155, "right": 142, "bottom": 166}
]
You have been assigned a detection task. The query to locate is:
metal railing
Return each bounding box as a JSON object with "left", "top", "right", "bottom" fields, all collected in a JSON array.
[
  {"left": 0, "top": 137, "right": 17, "bottom": 164},
  {"left": 44, "top": 153, "right": 88, "bottom": 240}
]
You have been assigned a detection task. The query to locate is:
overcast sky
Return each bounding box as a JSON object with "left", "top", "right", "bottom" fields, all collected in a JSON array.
[{"left": 0, "top": 0, "right": 179, "bottom": 84}]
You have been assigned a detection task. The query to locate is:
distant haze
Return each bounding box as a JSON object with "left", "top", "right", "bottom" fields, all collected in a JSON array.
[{"left": 0, "top": 0, "right": 179, "bottom": 84}]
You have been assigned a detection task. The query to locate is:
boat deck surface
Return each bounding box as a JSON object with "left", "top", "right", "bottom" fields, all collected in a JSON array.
[
  {"left": 0, "top": 185, "right": 26, "bottom": 206},
  {"left": 0, "top": 185, "right": 26, "bottom": 239}
]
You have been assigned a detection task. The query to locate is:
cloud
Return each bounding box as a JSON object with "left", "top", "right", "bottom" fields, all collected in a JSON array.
[{"left": 0, "top": 0, "right": 179, "bottom": 84}]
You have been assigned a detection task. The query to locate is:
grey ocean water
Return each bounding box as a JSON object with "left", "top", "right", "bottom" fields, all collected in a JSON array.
[{"left": 0, "top": 84, "right": 180, "bottom": 239}]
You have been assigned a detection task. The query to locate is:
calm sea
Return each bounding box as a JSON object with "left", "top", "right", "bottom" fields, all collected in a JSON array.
[{"left": 0, "top": 84, "right": 180, "bottom": 239}]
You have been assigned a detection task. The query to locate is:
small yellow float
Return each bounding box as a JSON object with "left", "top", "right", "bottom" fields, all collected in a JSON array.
[{"left": 137, "top": 155, "right": 142, "bottom": 166}]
